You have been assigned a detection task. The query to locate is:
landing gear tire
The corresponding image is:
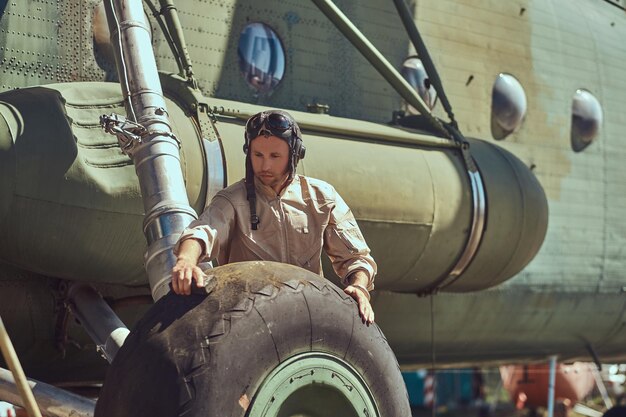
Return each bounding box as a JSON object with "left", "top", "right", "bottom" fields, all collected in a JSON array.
[{"left": 95, "top": 261, "right": 410, "bottom": 417}]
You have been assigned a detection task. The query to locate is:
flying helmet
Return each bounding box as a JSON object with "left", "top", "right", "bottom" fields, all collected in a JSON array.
[{"left": 243, "top": 110, "right": 306, "bottom": 229}]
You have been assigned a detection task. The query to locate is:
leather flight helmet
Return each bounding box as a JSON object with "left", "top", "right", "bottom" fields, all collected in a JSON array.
[{"left": 243, "top": 110, "right": 306, "bottom": 230}]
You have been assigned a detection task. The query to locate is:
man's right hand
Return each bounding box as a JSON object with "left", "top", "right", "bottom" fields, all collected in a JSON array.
[{"left": 171, "top": 238, "right": 205, "bottom": 295}]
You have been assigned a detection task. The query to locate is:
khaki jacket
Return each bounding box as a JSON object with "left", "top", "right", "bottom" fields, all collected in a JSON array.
[{"left": 175, "top": 175, "right": 376, "bottom": 289}]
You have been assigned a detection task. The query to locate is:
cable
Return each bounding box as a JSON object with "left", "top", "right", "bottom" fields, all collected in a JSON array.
[
  {"left": 143, "top": 0, "right": 186, "bottom": 76},
  {"left": 108, "top": 0, "right": 138, "bottom": 123}
]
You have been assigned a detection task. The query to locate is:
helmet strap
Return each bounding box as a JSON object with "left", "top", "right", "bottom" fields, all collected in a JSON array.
[{"left": 245, "top": 153, "right": 260, "bottom": 230}]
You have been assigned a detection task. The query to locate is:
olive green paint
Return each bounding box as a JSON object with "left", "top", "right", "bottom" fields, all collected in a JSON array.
[{"left": 0, "top": 0, "right": 624, "bottom": 383}]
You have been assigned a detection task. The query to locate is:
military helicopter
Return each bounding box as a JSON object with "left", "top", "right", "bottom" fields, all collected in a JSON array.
[{"left": 0, "top": 0, "right": 624, "bottom": 416}]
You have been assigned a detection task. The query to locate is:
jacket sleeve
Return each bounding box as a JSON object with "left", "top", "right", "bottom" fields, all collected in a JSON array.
[
  {"left": 323, "top": 189, "right": 377, "bottom": 290},
  {"left": 173, "top": 195, "right": 235, "bottom": 262}
]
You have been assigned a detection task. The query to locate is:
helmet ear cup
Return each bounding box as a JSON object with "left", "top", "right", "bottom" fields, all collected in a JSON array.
[
  {"left": 297, "top": 142, "right": 306, "bottom": 160},
  {"left": 291, "top": 138, "right": 305, "bottom": 161},
  {"left": 243, "top": 132, "right": 250, "bottom": 154}
]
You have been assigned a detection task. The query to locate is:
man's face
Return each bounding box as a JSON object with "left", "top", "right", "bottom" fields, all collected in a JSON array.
[{"left": 250, "top": 135, "right": 290, "bottom": 191}]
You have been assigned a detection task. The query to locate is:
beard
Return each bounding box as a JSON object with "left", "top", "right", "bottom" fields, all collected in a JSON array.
[{"left": 257, "top": 171, "right": 289, "bottom": 191}]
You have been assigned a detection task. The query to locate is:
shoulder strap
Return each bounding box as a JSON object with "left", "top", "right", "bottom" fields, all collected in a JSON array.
[{"left": 298, "top": 175, "right": 313, "bottom": 208}]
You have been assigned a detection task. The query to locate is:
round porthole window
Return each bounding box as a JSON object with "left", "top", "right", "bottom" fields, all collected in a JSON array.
[
  {"left": 400, "top": 57, "right": 437, "bottom": 113},
  {"left": 491, "top": 73, "right": 527, "bottom": 140},
  {"left": 571, "top": 89, "right": 602, "bottom": 152},
  {"left": 238, "top": 23, "right": 285, "bottom": 95}
]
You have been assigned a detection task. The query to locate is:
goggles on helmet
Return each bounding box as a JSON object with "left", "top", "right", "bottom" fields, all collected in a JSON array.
[{"left": 245, "top": 111, "right": 295, "bottom": 142}]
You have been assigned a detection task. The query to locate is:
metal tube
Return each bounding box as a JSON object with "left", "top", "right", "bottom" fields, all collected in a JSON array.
[
  {"left": 391, "top": 0, "right": 457, "bottom": 126},
  {"left": 0, "top": 316, "right": 42, "bottom": 417},
  {"left": 103, "top": 0, "right": 198, "bottom": 300},
  {"left": 590, "top": 364, "right": 613, "bottom": 409},
  {"left": 309, "top": 0, "right": 450, "bottom": 139},
  {"left": 217, "top": 105, "right": 458, "bottom": 149},
  {"left": 547, "top": 355, "right": 557, "bottom": 417},
  {"left": 143, "top": 0, "right": 186, "bottom": 76},
  {"left": 0, "top": 367, "right": 95, "bottom": 417},
  {"left": 429, "top": 168, "right": 486, "bottom": 292},
  {"left": 67, "top": 284, "right": 130, "bottom": 363},
  {"left": 158, "top": 0, "right": 197, "bottom": 86}
]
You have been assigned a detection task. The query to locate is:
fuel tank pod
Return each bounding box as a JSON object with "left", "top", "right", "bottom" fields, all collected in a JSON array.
[
  {"left": 278, "top": 121, "right": 549, "bottom": 294},
  {"left": 0, "top": 82, "right": 547, "bottom": 293},
  {"left": 446, "top": 139, "right": 549, "bottom": 292}
]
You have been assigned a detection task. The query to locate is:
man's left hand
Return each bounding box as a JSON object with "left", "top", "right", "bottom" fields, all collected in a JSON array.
[{"left": 344, "top": 285, "right": 375, "bottom": 325}]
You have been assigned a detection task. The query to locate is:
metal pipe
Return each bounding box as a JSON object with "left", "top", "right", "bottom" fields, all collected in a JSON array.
[
  {"left": 547, "top": 355, "right": 557, "bottom": 417},
  {"left": 391, "top": 0, "right": 457, "bottom": 127},
  {"left": 309, "top": 0, "right": 450, "bottom": 139},
  {"left": 0, "top": 316, "right": 42, "bottom": 417},
  {"left": 103, "top": 0, "right": 198, "bottom": 300},
  {"left": 0, "top": 367, "right": 95, "bottom": 417},
  {"left": 572, "top": 403, "right": 603, "bottom": 417},
  {"left": 434, "top": 168, "right": 486, "bottom": 291},
  {"left": 590, "top": 364, "right": 613, "bottom": 409},
  {"left": 66, "top": 284, "right": 130, "bottom": 363},
  {"left": 158, "top": 0, "right": 197, "bottom": 87},
  {"left": 143, "top": 0, "right": 186, "bottom": 76},
  {"left": 205, "top": 98, "right": 459, "bottom": 149}
]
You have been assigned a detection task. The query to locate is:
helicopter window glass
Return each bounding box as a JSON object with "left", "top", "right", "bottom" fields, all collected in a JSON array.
[
  {"left": 400, "top": 57, "right": 437, "bottom": 113},
  {"left": 491, "top": 73, "right": 527, "bottom": 140},
  {"left": 571, "top": 89, "right": 602, "bottom": 152},
  {"left": 238, "top": 23, "right": 285, "bottom": 94}
]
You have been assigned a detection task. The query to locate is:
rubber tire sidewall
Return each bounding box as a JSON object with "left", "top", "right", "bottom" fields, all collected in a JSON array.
[{"left": 95, "top": 264, "right": 410, "bottom": 417}]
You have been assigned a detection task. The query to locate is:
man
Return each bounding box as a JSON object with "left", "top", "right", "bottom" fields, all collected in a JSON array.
[{"left": 171, "top": 110, "right": 376, "bottom": 324}]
